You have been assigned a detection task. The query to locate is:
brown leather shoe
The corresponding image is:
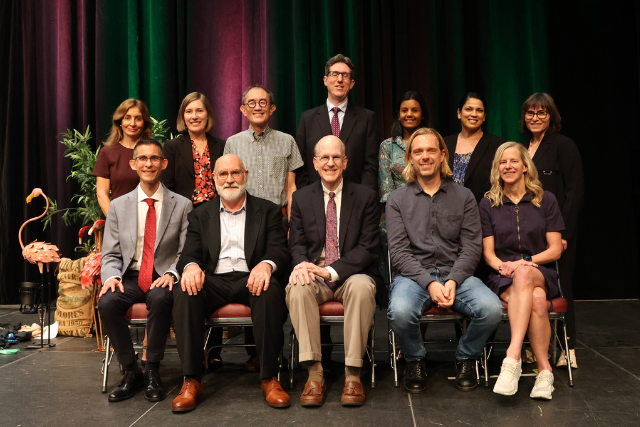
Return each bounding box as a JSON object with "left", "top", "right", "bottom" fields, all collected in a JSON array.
[
  {"left": 300, "top": 380, "right": 327, "bottom": 407},
  {"left": 171, "top": 379, "right": 204, "bottom": 412},
  {"left": 261, "top": 377, "right": 290, "bottom": 408},
  {"left": 341, "top": 380, "right": 365, "bottom": 406}
]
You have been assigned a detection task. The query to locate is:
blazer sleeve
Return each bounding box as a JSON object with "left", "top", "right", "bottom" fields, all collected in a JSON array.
[
  {"left": 558, "top": 137, "right": 584, "bottom": 241},
  {"left": 100, "top": 201, "right": 124, "bottom": 283},
  {"left": 361, "top": 110, "right": 381, "bottom": 192},
  {"left": 288, "top": 191, "right": 311, "bottom": 266},
  {"left": 329, "top": 189, "right": 381, "bottom": 280},
  {"left": 176, "top": 209, "right": 206, "bottom": 273},
  {"left": 261, "top": 202, "right": 290, "bottom": 272}
]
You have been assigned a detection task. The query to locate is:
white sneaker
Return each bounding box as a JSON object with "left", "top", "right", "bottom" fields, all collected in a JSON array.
[
  {"left": 530, "top": 370, "right": 554, "bottom": 400},
  {"left": 493, "top": 357, "right": 522, "bottom": 395},
  {"left": 556, "top": 349, "right": 578, "bottom": 369}
]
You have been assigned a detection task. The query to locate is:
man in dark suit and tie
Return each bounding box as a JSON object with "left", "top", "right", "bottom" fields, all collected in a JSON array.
[
  {"left": 171, "top": 154, "right": 290, "bottom": 412},
  {"left": 287, "top": 135, "right": 383, "bottom": 407},
  {"left": 295, "top": 53, "right": 380, "bottom": 192},
  {"left": 99, "top": 139, "right": 192, "bottom": 403}
]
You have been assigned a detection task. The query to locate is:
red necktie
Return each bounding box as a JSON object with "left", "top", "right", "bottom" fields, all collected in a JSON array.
[
  {"left": 325, "top": 192, "right": 338, "bottom": 288},
  {"left": 138, "top": 198, "right": 156, "bottom": 292},
  {"left": 331, "top": 107, "right": 341, "bottom": 137}
]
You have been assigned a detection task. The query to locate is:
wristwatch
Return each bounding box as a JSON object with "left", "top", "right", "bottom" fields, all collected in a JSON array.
[{"left": 166, "top": 272, "right": 178, "bottom": 283}]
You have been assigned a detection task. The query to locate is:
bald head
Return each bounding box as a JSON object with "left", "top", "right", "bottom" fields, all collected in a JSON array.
[
  {"left": 313, "top": 135, "right": 346, "bottom": 157},
  {"left": 214, "top": 153, "right": 246, "bottom": 173}
]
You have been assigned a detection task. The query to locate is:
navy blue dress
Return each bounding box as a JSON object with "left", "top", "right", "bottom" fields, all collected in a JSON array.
[{"left": 479, "top": 191, "right": 565, "bottom": 299}]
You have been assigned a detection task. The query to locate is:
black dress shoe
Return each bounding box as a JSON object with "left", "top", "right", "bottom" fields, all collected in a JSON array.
[
  {"left": 404, "top": 359, "right": 427, "bottom": 393},
  {"left": 108, "top": 371, "right": 144, "bottom": 402},
  {"left": 455, "top": 359, "right": 478, "bottom": 391},
  {"left": 144, "top": 370, "right": 167, "bottom": 402}
]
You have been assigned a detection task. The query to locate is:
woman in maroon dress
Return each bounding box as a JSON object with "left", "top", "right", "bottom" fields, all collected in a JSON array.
[
  {"left": 93, "top": 99, "right": 153, "bottom": 215},
  {"left": 479, "top": 142, "right": 564, "bottom": 400}
]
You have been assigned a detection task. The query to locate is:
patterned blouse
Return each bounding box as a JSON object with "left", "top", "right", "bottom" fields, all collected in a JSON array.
[
  {"left": 452, "top": 152, "right": 473, "bottom": 185},
  {"left": 191, "top": 141, "right": 217, "bottom": 205},
  {"left": 378, "top": 136, "right": 407, "bottom": 203}
]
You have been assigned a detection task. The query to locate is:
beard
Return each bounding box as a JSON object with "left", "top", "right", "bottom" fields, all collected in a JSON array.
[{"left": 216, "top": 181, "right": 246, "bottom": 203}]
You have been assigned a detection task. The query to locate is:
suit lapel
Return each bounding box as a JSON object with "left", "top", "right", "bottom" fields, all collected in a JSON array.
[
  {"left": 338, "top": 180, "right": 354, "bottom": 253},
  {"left": 155, "top": 187, "right": 175, "bottom": 250},
  {"left": 244, "top": 195, "right": 261, "bottom": 265},
  {"left": 206, "top": 199, "right": 222, "bottom": 267},
  {"left": 532, "top": 133, "right": 552, "bottom": 164},
  {"left": 311, "top": 182, "right": 326, "bottom": 248},
  {"left": 315, "top": 106, "right": 333, "bottom": 137},
  {"left": 464, "top": 134, "right": 490, "bottom": 183},
  {"left": 339, "top": 103, "right": 356, "bottom": 142},
  {"left": 125, "top": 191, "right": 138, "bottom": 251},
  {"left": 178, "top": 136, "right": 195, "bottom": 178}
]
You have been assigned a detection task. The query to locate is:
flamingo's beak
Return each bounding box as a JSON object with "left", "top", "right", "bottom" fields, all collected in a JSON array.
[{"left": 26, "top": 192, "right": 35, "bottom": 204}]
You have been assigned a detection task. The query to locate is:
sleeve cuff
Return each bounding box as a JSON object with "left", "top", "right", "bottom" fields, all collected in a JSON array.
[
  {"left": 104, "top": 275, "right": 122, "bottom": 286},
  {"left": 326, "top": 266, "right": 339, "bottom": 282},
  {"left": 262, "top": 260, "right": 277, "bottom": 273}
]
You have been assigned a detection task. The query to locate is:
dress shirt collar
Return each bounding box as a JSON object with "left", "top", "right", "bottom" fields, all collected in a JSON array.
[
  {"left": 326, "top": 98, "right": 348, "bottom": 113},
  {"left": 137, "top": 184, "right": 164, "bottom": 203},
  {"left": 219, "top": 195, "right": 247, "bottom": 214},
  {"left": 321, "top": 178, "right": 344, "bottom": 198},
  {"left": 411, "top": 178, "right": 450, "bottom": 196},
  {"left": 394, "top": 135, "right": 407, "bottom": 150},
  {"left": 249, "top": 125, "right": 271, "bottom": 139}
]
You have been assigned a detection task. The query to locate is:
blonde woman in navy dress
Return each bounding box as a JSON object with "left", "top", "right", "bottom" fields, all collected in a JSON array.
[{"left": 479, "top": 142, "right": 564, "bottom": 400}]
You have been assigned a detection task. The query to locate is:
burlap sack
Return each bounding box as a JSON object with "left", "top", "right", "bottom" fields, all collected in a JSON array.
[{"left": 55, "top": 257, "right": 93, "bottom": 337}]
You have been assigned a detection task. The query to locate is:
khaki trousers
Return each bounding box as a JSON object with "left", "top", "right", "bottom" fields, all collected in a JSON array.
[{"left": 286, "top": 274, "right": 376, "bottom": 367}]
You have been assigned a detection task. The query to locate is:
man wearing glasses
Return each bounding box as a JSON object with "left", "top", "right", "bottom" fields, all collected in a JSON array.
[
  {"left": 99, "top": 139, "right": 192, "bottom": 403},
  {"left": 171, "top": 154, "right": 291, "bottom": 412},
  {"left": 286, "top": 136, "right": 384, "bottom": 407},
  {"left": 225, "top": 84, "right": 303, "bottom": 228},
  {"left": 295, "top": 54, "right": 380, "bottom": 192}
]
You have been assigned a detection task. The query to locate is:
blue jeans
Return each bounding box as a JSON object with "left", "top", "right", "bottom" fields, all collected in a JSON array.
[{"left": 387, "top": 272, "right": 503, "bottom": 361}]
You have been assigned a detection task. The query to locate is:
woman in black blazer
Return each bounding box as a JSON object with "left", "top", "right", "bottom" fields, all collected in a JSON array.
[
  {"left": 521, "top": 92, "right": 584, "bottom": 369},
  {"left": 444, "top": 92, "right": 506, "bottom": 204},
  {"left": 161, "top": 92, "right": 225, "bottom": 206}
]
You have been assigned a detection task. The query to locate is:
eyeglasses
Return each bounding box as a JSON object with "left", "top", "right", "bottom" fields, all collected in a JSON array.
[
  {"left": 525, "top": 110, "right": 548, "bottom": 120},
  {"left": 326, "top": 71, "right": 352, "bottom": 80},
  {"left": 244, "top": 99, "right": 269, "bottom": 109},
  {"left": 134, "top": 156, "right": 163, "bottom": 164},
  {"left": 215, "top": 170, "right": 244, "bottom": 180},
  {"left": 315, "top": 155, "right": 344, "bottom": 165}
]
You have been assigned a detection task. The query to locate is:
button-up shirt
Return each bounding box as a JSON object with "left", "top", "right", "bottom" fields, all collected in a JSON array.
[
  {"left": 131, "top": 185, "right": 163, "bottom": 271},
  {"left": 386, "top": 179, "right": 481, "bottom": 289},
  {"left": 224, "top": 126, "right": 303, "bottom": 206},
  {"left": 327, "top": 99, "right": 348, "bottom": 129}
]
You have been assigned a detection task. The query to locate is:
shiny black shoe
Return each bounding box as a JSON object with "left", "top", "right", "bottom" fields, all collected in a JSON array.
[
  {"left": 108, "top": 371, "right": 144, "bottom": 402},
  {"left": 144, "top": 370, "right": 167, "bottom": 402},
  {"left": 455, "top": 359, "right": 478, "bottom": 391},
  {"left": 404, "top": 359, "right": 427, "bottom": 393}
]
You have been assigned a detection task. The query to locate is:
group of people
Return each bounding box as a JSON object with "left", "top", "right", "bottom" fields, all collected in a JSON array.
[{"left": 94, "top": 53, "right": 584, "bottom": 412}]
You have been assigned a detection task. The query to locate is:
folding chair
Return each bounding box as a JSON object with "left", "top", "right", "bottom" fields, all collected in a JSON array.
[
  {"left": 481, "top": 261, "right": 574, "bottom": 387},
  {"left": 289, "top": 301, "right": 376, "bottom": 389}
]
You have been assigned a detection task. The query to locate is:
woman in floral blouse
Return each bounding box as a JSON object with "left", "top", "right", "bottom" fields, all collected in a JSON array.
[{"left": 378, "top": 91, "right": 429, "bottom": 281}]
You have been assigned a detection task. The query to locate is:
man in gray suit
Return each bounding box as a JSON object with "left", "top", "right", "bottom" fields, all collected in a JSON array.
[{"left": 98, "top": 139, "right": 192, "bottom": 403}]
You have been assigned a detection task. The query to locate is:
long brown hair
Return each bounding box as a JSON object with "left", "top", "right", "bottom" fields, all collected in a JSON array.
[
  {"left": 401, "top": 128, "right": 453, "bottom": 182},
  {"left": 104, "top": 99, "right": 152, "bottom": 146},
  {"left": 485, "top": 141, "right": 544, "bottom": 207}
]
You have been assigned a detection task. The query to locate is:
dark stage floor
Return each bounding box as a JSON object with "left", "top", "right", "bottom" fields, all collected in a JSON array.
[{"left": 1, "top": 300, "right": 639, "bottom": 427}]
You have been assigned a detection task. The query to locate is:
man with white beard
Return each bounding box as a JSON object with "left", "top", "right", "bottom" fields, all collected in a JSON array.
[{"left": 171, "top": 154, "right": 291, "bottom": 412}]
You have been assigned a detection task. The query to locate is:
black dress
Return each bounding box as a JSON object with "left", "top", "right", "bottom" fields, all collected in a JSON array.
[{"left": 479, "top": 191, "right": 565, "bottom": 299}]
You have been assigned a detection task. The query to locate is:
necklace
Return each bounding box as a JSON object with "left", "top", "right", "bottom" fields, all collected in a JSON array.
[{"left": 507, "top": 192, "right": 526, "bottom": 203}]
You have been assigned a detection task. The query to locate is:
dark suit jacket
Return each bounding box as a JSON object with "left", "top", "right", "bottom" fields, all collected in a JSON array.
[
  {"left": 289, "top": 179, "right": 386, "bottom": 306},
  {"left": 444, "top": 132, "right": 506, "bottom": 204},
  {"left": 295, "top": 103, "right": 380, "bottom": 192},
  {"left": 525, "top": 133, "right": 584, "bottom": 241},
  {"left": 161, "top": 133, "right": 226, "bottom": 201},
  {"left": 176, "top": 193, "right": 289, "bottom": 281}
]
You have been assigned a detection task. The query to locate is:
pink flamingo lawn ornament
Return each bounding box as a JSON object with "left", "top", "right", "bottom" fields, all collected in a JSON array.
[{"left": 19, "top": 188, "right": 61, "bottom": 348}]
